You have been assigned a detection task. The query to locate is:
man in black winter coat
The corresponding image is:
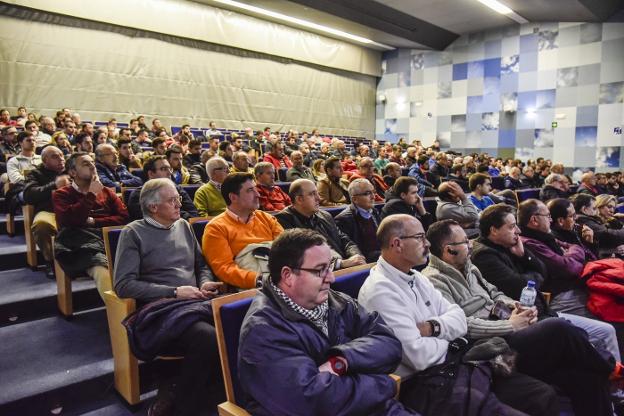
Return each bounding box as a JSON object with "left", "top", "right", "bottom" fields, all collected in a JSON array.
[{"left": 275, "top": 179, "right": 366, "bottom": 270}]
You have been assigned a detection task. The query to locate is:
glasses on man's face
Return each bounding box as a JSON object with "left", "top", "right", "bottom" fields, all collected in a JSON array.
[
  {"left": 158, "top": 166, "right": 173, "bottom": 172},
  {"left": 164, "top": 195, "right": 182, "bottom": 205},
  {"left": 399, "top": 233, "right": 426, "bottom": 243},
  {"left": 533, "top": 212, "right": 551, "bottom": 219},
  {"left": 293, "top": 258, "right": 337, "bottom": 279},
  {"left": 447, "top": 239, "right": 470, "bottom": 247},
  {"left": 354, "top": 190, "right": 374, "bottom": 197}
]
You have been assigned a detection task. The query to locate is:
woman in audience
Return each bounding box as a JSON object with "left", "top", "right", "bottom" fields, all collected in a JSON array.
[
  {"left": 311, "top": 158, "right": 325, "bottom": 180},
  {"left": 573, "top": 193, "right": 624, "bottom": 257},
  {"left": 51, "top": 131, "right": 73, "bottom": 155},
  {"left": 596, "top": 194, "right": 624, "bottom": 227}
]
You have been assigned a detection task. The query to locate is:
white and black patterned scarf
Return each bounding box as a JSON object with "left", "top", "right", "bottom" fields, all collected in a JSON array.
[{"left": 271, "top": 282, "right": 329, "bottom": 336}]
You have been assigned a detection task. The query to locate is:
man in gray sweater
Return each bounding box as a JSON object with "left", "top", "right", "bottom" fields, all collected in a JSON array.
[
  {"left": 114, "top": 178, "right": 222, "bottom": 416},
  {"left": 423, "top": 219, "right": 620, "bottom": 416}
]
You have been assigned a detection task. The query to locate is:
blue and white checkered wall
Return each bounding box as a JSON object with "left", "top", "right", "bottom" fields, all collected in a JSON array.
[{"left": 376, "top": 22, "right": 624, "bottom": 170}]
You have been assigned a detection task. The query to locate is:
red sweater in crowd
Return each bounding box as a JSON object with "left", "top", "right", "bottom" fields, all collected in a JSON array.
[
  {"left": 52, "top": 185, "right": 129, "bottom": 228},
  {"left": 257, "top": 184, "right": 292, "bottom": 212},
  {"left": 263, "top": 153, "right": 292, "bottom": 170}
]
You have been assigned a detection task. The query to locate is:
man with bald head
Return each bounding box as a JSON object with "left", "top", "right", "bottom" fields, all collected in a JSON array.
[
  {"left": 275, "top": 179, "right": 366, "bottom": 270},
  {"left": 286, "top": 150, "right": 314, "bottom": 182},
  {"left": 23, "top": 146, "right": 71, "bottom": 273},
  {"left": 34, "top": 116, "right": 56, "bottom": 150},
  {"left": 95, "top": 143, "right": 143, "bottom": 191}
]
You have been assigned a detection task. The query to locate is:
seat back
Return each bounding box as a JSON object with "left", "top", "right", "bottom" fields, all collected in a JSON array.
[
  {"left": 189, "top": 217, "right": 211, "bottom": 244},
  {"left": 277, "top": 167, "right": 288, "bottom": 182},
  {"left": 182, "top": 184, "right": 201, "bottom": 200},
  {"left": 121, "top": 187, "right": 139, "bottom": 204},
  {"left": 491, "top": 176, "right": 505, "bottom": 190},
  {"left": 322, "top": 205, "right": 347, "bottom": 217},
  {"left": 212, "top": 290, "right": 257, "bottom": 407},
  {"left": 516, "top": 188, "right": 540, "bottom": 202},
  {"left": 331, "top": 264, "right": 374, "bottom": 299},
  {"left": 423, "top": 197, "right": 437, "bottom": 220},
  {"left": 275, "top": 181, "right": 291, "bottom": 193},
  {"left": 130, "top": 169, "right": 146, "bottom": 182},
  {"left": 103, "top": 226, "right": 125, "bottom": 281}
]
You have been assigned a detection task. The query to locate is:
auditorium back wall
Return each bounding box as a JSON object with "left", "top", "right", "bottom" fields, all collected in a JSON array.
[
  {"left": 0, "top": 1, "right": 378, "bottom": 138},
  {"left": 376, "top": 22, "right": 624, "bottom": 170}
]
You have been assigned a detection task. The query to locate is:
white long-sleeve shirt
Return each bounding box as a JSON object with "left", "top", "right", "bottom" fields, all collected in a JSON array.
[
  {"left": 6, "top": 153, "right": 42, "bottom": 183},
  {"left": 358, "top": 256, "right": 467, "bottom": 376}
]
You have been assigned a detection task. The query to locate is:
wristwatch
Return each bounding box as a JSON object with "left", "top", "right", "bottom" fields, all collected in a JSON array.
[
  {"left": 173, "top": 288, "right": 177, "bottom": 298},
  {"left": 327, "top": 356, "right": 347, "bottom": 376},
  {"left": 427, "top": 319, "right": 441, "bottom": 337}
]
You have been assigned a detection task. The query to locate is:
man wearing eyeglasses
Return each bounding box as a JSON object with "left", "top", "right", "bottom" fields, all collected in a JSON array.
[
  {"left": 126, "top": 156, "right": 198, "bottom": 221},
  {"left": 539, "top": 173, "right": 569, "bottom": 202},
  {"left": 334, "top": 178, "right": 382, "bottom": 263},
  {"left": 115, "top": 178, "right": 222, "bottom": 416},
  {"left": 193, "top": 157, "right": 228, "bottom": 217},
  {"left": 473, "top": 204, "right": 622, "bottom": 375},
  {"left": 95, "top": 143, "right": 143, "bottom": 192},
  {"left": 275, "top": 179, "right": 366, "bottom": 270},
  {"left": 238, "top": 228, "right": 417, "bottom": 416},
  {"left": 422, "top": 219, "right": 618, "bottom": 416}
]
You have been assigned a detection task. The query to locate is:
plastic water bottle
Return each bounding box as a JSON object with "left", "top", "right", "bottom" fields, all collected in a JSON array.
[{"left": 519, "top": 280, "right": 537, "bottom": 307}]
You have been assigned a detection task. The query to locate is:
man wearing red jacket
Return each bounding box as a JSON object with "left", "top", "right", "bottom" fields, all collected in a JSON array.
[
  {"left": 262, "top": 141, "right": 292, "bottom": 173},
  {"left": 254, "top": 162, "right": 291, "bottom": 211},
  {"left": 53, "top": 152, "right": 128, "bottom": 299}
]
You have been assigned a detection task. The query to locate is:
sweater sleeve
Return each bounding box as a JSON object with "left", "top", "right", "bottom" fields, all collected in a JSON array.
[
  {"left": 93, "top": 189, "right": 129, "bottom": 227},
  {"left": 202, "top": 220, "right": 258, "bottom": 289},
  {"left": 193, "top": 186, "right": 210, "bottom": 217}
]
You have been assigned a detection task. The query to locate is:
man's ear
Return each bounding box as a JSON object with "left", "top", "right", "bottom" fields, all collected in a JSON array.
[{"left": 280, "top": 266, "right": 295, "bottom": 287}]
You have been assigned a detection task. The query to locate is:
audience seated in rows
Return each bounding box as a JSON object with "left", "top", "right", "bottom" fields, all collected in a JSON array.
[
  {"left": 230, "top": 151, "right": 253, "bottom": 175},
  {"left": 53, "top": 152, "right": 128, "bottom": 299},
  {"left": 573, "top": 193, "right": 624, "bottom": 257},
  {"left": 382, "top": 161, "right": 401, "bottom": 188},
  {"left": 115, "top": 178, "right": 223, "bottom": 416},
  {"left": 539, "top": 173, "right": 570, "bottom": 201},
  {"left": 193, "top": 157, "right": 228, "bottom": 217},
  {"left": 128, "top": 156, "right": 197, "bottom": 221},
  {"left": 468, "top": 172, "right": 495, "bottom": 212},
  {"left": 239, "top": 229, "right": 416, "bottom": 415},
  {"left": 577, "top": 171, "right": 600, "bottom": 196},
  {"left": 471, "top": 204, "right": 621, "bottom": 362},
  {"left": 275, "top": 179, "right": 366, "bottom": 270},
  {"left": 317, "top": 157, "right": 350, "bottom": 206},
  {"left": 262, "top": 141, "right": 292, "bottom": 171},
  {"left": 255, "top": 162, "right": 291, "bottom": 211},
  {"left": 23, "top": 146, "right": 70, "bottom": 275},
  {"left": 334, "top": 178, "right": 382, "bottom": 263},
  {"left": 422, "top": 219, "right": 620, "bottom": 416},
  {"left": 202, "top": 173, "right": 283, "bottom": 289}
]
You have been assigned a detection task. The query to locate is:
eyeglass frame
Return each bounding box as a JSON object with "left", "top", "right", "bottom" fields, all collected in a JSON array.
[
  {"left": 399, "top": 233, "right": 427, "bottom": 243},
  {"left": 353, "top": 190, "right": 375, "bottom": 197},
  {"left": 292, "top": 258, "right": 337, "bottom": 279}
]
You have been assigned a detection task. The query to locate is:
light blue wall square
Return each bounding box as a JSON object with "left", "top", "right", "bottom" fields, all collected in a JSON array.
[
  {"left": 576, "top": 105, "right": 599, "bottom": 126},
  {"left": 555, "top": 86, "right": 578, "bottom": 107},
  {"left": 520, "top": 34, "right": 538, "bottom": 53},
  {"left": 500, "top": 72, "right": 519, "bottom": 93},
  {"left": 482, "top": 95, "right": 501, "bottom": 112},
  {"left": 578, "top": 63, "right": 601, "bottom": 85},
  {"left": 468, "top": 60, "right": 484, "bottom": 79},
  {"left": 519, "top": 52, "right": 538, "bottom": 72},
  {"left": 467, "top": 96, "right": 483, "bottom": 113},
  {"left": 499, "top": 130, "right": 516, "bottom": 147},
  {"left": 466, "top": 113, "right": 482, "bottom": 130},
  {"left": 438, "top": 65, "right": 453, "bottom": 82},
  {"left": 485, "top": 40, "right": 502, "bottom": 58}
]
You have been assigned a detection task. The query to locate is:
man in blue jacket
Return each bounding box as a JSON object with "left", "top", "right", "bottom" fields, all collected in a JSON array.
[
  {"left": 238, "top": 228, "right": 417, "bottom": 416},
  {"left": 95, "top": 143, "right": 143, "bottom": 191}
]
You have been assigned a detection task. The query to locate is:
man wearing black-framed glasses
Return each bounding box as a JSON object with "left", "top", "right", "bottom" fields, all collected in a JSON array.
[{"left": 238, "top": 228, "right": 417, "bottom": 416}]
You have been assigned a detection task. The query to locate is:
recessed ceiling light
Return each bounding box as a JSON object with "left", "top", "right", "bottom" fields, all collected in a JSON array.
[
  {"left": 475, "top": 0, "right": 528, "bottom": 24},
  {"left": 212, "top": 0, "right": 394, "bottom": 49}
]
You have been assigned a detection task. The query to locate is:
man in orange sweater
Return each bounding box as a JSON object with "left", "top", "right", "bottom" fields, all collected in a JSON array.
[{"left": 202, "top": 172, "right": 283, "bottom": 289}]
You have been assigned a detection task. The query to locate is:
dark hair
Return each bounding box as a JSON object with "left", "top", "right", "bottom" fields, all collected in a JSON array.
[
  {"left": 152, "top": 137, "right": 166, "bottom": 148},
  {"left": 548, "top": 198, "right": 572, "bottom": 224},
  {"left": 117, "top": 138, "right": 132, "bottom": 147},
  {"left": 268, "top": 229, "right": 327, "bottom": 285},
  {"left": 517, "top": 199, "right": 541, "bottom": 228},
  {"left": 570, "top": 193, "right": 594, "bottom": 213},
  {"left": 476, "top": 164, "right": 489, "bottom": 173},
  {"left": 469, "top": 173, "right": 490, "bottom": 191},
  {"left": 66, "top": 152, "right": 90, "bottom": 171},
  {"left": 137, "top": 129, "right": 149, "bottom": 136},
  {"left": 165, "top": 145, "right": 182, "bottom": 159},
  {"left": 417, "top": 155, "right": 429, "bottom": 166},
  {"left": 479, "top": 204, "right": 516, "bottom": 237},
  {"left": 392, "top": 176, "right": 419, "bottom": 197},
  {"left": 143, "top": 155, "right": 167, "bottom": 176},
  {"left": 75, "top": 132, "right": 91, "bottom": 145},
  {"left": 451, "top": 164, "right": 464, "bottom": 175},
  {"left": 324, "top": 157, "right": 341, "bottom": 172},
  {"left": 24, "top": 120, "right": 37, "bottom": 129},
  {"left": 189, "top": 139, "right": 202, "bottom": 148},
  {"left": 438, "top": 182, "right": 454, "bottom": 202},
  {"left": 221, "top": 172, "right": 254, "bottom": 205},
  {"left": 218, "top": 140, "right": 231, "bottom": 152},
  {"left": 426, "top": 219, "right": 460, "bottom": 257},
  {"left": 181, "top": 124, "right": 190, "bottom": 129},
  {"left": 17, "top": 131, "right": 32, "bottom": 143}
]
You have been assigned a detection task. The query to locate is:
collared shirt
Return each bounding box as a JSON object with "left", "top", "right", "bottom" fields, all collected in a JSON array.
[
  {"left": 209, "top": 180, "right": 221, "bottom": 190},
  {"left": 355, "top": 205, "right": 376, "bottom": 222},
  {"left": 226, "top": 208, "right": 255, "bottom": 224},
  {"left": 71, "top": 180, "right": 88, "bottom": 195},
  {"left": 144, "top": 215, "right": 175, "bottom": 230},
  {"left": 270, "top": 281, "right": 329, "bottom": 336}
]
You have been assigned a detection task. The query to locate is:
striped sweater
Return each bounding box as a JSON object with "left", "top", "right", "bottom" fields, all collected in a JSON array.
[{"left": 422, "top": 254, "right": 516, "bottom": 339}]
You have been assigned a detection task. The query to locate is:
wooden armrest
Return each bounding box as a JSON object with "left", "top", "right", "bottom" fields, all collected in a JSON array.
[
  {"left": 103, "top": 291, "right": 136, "bottom": 314},
  {"left": 218, "top": 402, "right": 251, "bottom": 416},
  {"left": 541, "top": 291, "right": 551, "bottom": 305}
]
